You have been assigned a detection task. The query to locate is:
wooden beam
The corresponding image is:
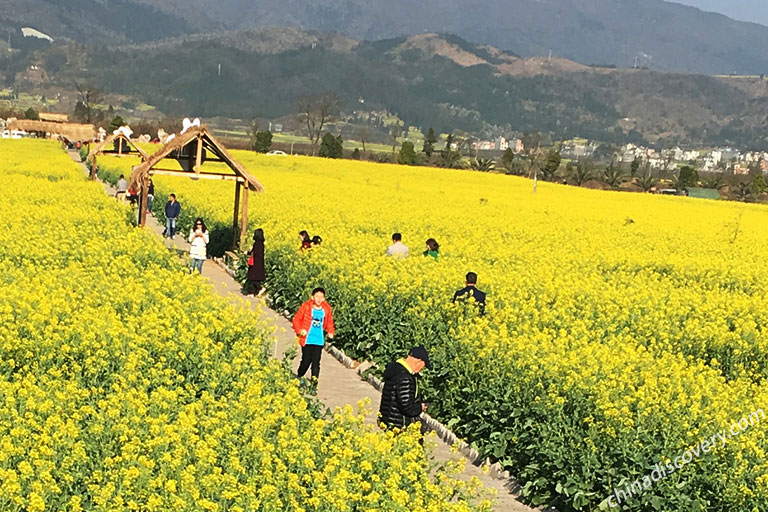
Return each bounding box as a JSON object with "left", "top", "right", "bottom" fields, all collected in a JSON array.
[
  {"left": 139, "top": 180, "right": 149, "bottom": 227},
  {"left": 240, "top": 182, "right": 248, "bottom": 249},
  {"left": 232, "top": 181, "right": 241, "bottom": 251},
  {"left": 148, "top": 169, "right": 244, "bottom": 182},
  {"left": 195, "top": 134, "right": 203, "bottom": 175}
]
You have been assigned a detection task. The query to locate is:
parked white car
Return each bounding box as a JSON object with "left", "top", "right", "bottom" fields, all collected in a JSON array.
[{"left": 266, "top": 150, "right": 287, "bottom": 156}]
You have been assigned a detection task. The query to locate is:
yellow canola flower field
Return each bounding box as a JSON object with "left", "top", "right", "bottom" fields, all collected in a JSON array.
[
  {"left": 0, "top": 140, "right": 490, "bottom": 512},
  {"left": 99, "top": 147, "right": 768, "bottom": 511}
]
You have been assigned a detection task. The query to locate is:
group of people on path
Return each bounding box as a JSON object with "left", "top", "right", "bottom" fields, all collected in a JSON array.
[
  {"left": 287, "top": 282, "right": 432, "bottom": 433},
  {"left": 142, "top": 197, "right": 481, "bottom": 436}
]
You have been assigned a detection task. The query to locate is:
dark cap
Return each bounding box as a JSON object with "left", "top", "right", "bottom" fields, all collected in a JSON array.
[{"left": 409, "top": 346, "right": 432, "bottom": 369}]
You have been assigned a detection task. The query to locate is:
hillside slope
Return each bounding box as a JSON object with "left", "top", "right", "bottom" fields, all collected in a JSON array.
[
  {"left": 33, "top": 30, "right": 768, "bottom": 149},
  {"left": 5, "top": 0, "right": 768, "bottom": 74}
]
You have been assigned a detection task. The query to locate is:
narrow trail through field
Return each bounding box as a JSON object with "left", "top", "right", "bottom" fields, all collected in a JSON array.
[{"left": 69, "top": 150, "right": 538, "bottom": 512}]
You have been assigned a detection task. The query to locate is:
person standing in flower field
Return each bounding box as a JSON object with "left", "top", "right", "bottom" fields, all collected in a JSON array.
[
  {"left": 164, "top": 193, "right": 181, "bottom": 239},
  {"left": 146, "top": 179, "right": 155, "bottom": 215},
  {"left": 379, "top": 346, "right": 431, "bottom": 432},
  {"left": 246, "top": 228, "right": 266, "bottom": 297},
  {"left": 188, "top": 218, "right": 209, "bottom": 274},
  {"left": 115, "top": 174, "right": 128, "bottom": 202},
  {"left": 453, "top": 271, "right": 487, "bottom": 315},
  {"left": 299, "top": 230, "right": 313, "bottom": 250},
  {"left": 292, "top": 287, "right": 335, "bottom": 384},
  {"left": 386, "top": 232, "right": 409, "bottom": 257},
  {"left": 423, "top": 238, "right": 439, "bottom": 259}
]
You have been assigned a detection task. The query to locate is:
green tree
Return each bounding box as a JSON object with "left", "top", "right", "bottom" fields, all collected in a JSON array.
[
  {"left": 570, "top": 160, "right": 594, "bottom": 186},
  {"left": 423, "top": 127, "right": 438, "bottom": 157},
  {"left": 637, "top": 166, "right": 656, "bottom": 192},
  {"left": 351, "top": 148, "right": 361, "bottom": 160},
  {"left": 678, "top": 165, "right": 699, "bottom": 190},
  {"left": 734, "top": 181, "right": 752, "bottom": 202},
  {"left": 73, "top": 101, "right": 88, "bottom": 123},
  {"left": 470, "top": 157, "right": 496, "bottom": 172},
  {"left": 24, "top": 107, "right": 38, "bottom": 120},
  {"left": 108, "top": 115, "right": 124, "bottom": 133},
  {"left": 630, "top": 157, "right": 641, "bottom": 177},
  {"left": 318, "top": 132, "right": 343, "bottom": 158},
  {"left": 253, "top": 130, "right": 273, "bottom": 153},
  {"left": 541, "top": 150, "right": 562, "bottom": 181},
  {"left": 750, "top": 173, "right": 767, "bottom": 195},
  {"left": 397, "top": 141, "right": 417, "bottom": 165},
  {"left": 501, "top": 147, "right": 515, "bottom": 170},
  {"left": 603, "top": 163, "right": 625, "bottom": 189}
]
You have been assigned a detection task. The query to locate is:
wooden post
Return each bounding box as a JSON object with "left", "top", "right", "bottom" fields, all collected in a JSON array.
[
  {"left": 139, "top": 177, "right": 149, "bottom": 227},
  {"left": 90, "top": 154, "right": 97, "bottom": 180},
  {"left": 240, "top": 183, "right": 249, "bottom": 249},
  {"left": 195, "top": 134, "right": 203, "bottom": 175},
  {"left": 232, "top": 180, "right": 241, "bottom": 250}
]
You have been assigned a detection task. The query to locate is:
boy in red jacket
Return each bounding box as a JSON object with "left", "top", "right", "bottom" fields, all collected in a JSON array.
[{"left": 292, "top": 287, "right": 335, "bottom": 383}]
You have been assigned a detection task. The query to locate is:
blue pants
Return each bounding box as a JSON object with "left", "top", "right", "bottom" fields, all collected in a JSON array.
[
  {"left": 166, "top": 217, "right": 176, "bottom": 238},
  {"left": 190, "top": 258, "right": 204, "bottom": 274}
]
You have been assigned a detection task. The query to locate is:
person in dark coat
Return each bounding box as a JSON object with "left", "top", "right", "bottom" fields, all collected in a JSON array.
[
  {"left": 246, "top": 228, "right": 266, "bottom": 296},
  {"left": 378, "top": 346, "right": 431, "bottom": 432},
  {"left": 453, "top": 271, "right": 487, "bottom": 315}
]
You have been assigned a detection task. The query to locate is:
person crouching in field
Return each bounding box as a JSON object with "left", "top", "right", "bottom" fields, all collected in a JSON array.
[
  {"left": 292, "top": 287, "right": 335, "bottom": 385},
  {"left": 379, "top": 346, "right": 431, "bottom": 435}
]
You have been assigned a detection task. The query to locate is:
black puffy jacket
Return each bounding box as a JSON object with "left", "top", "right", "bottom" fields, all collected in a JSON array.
[{"left": 378, "top": 359, "right": 422, "bottom": 429}]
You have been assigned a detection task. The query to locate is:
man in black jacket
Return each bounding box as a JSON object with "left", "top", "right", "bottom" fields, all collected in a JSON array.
[
  {"left": 379, "top": 346, "right": 431, "bottom": 431},
  {"left": 452, "top": 271, "right": 487, "bottom": 315}
]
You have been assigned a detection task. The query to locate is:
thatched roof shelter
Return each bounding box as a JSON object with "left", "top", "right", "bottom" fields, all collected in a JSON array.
[
  {"left": 129, "top": 126, "right": 263, "bottom": 249},
  {"left": 38, "top": 112, "right": 69, "bottom": 123},
  {"left": 87, "top": 132, "right": 149, "bottom": 180},
  {"left": 9, "top": 119, "right": 95, "bottom": 142}
]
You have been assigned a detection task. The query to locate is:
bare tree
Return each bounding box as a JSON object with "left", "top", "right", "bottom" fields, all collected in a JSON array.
[
  {"left": 73, "top": 81, "right": 104, "bottom": 124},
  {"left": 248, "top": 118, "right": 260, "bottom": 149},
  {"left": 295, "top": 92, "right": 338, "bottom": 156},
  {"left": 358, "top": 125, "right": 368, "bottom": 154},
  {"left": 389, "top": 122, "right": 401, "bottom": 154}
]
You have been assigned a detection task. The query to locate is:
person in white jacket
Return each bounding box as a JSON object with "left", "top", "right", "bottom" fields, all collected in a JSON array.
[{"left": 188, "top": 217, "right": 209, "bottom": 274}]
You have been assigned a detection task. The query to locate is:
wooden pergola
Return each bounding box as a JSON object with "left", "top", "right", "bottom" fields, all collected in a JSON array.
[
  {"left": 129, "top": 126, "right": 263, "bottom": 249},
  {"left": 87, "top": 132, "right": 149, "bottom": 180}
]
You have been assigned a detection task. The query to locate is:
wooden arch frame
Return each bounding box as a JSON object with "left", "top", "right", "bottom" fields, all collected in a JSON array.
[
  {"left": 87, "top": 132, "right": 150, "bottom": 180},
  {"left": 129, "top": 126, "right": 264, "bottom": 249}
]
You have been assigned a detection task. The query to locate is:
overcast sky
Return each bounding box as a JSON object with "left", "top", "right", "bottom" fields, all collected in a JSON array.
[{"left": 674, "top": 0, "right": 768, "bottom": 26}]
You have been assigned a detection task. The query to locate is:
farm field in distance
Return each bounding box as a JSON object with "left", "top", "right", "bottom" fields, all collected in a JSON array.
[{"left": 94, "top": 145, "right": 768, "bottom": 511}]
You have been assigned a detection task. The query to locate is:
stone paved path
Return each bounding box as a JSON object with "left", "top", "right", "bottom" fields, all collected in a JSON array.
[{"left": 70, "top": 150, "right": 539, "bottom": 512}]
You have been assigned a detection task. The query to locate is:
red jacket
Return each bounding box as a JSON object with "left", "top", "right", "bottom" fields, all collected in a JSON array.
[{"left": 292, "top": 300, "right": 335, "bottom": 347}]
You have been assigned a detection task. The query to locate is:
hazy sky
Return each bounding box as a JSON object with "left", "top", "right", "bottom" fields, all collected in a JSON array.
[{"left": 674, "top": 0, "right": 768, "bottom": 26}]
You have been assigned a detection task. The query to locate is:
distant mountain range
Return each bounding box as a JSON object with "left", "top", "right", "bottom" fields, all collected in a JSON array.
[
  {"left": 20, "top": 29, "right": 768, "bottom": 149},
  {"left": 4, "top": 0, "right": 768, "bottom": 74}
]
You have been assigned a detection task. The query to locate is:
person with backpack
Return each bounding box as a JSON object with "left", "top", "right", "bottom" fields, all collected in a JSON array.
[{"left": 292, "top": 287, "right": 335, "bottom": 384}]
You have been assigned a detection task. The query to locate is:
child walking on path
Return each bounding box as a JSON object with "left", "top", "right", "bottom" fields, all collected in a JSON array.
[{"left": 292, "top": 287, "right": 335, "bottom": 383}]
